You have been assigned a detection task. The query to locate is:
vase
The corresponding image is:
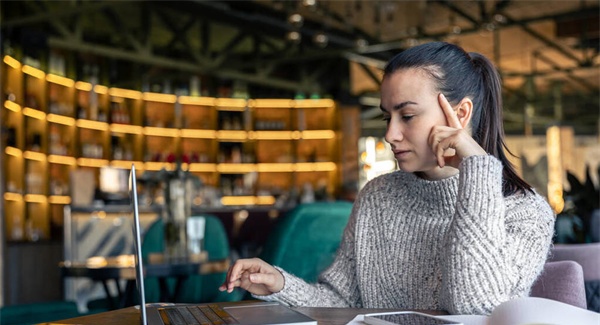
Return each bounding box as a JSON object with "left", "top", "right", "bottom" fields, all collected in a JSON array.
[{"left": 162, "top": 170, "right": 193, "bottom": 262}]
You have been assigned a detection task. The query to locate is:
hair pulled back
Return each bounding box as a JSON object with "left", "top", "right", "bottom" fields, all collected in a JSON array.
[{"left": 384, "top": 41, "right": 531, "bottom": 196}]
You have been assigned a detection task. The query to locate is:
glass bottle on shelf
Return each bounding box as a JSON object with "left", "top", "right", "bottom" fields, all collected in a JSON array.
[
  {"left": 28, "top": 133, "right": 42, "bottom": 152},
  {"left": 11, "top": 215, "right": 24, "bottom": 241}
]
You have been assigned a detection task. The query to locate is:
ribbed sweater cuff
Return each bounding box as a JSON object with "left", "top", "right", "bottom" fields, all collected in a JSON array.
[{"left": 251, "top": 266, "right": 307, "bottom": 307}]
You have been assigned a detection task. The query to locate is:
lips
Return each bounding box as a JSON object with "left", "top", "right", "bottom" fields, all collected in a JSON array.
[{"left": 392, "top": 149, "right": 410, "bottom": 158}]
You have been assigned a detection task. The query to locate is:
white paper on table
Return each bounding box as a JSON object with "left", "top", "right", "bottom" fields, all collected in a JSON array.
[
  {"left": 345, "top": 313, "right": 487, "bottom": 325},
  {"left": 346, "top": 298, "right": 600, "bottom": 325}
]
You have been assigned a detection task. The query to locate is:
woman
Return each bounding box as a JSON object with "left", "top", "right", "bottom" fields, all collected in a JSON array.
[{"left": 219, "top": 42, "right": 555, "bottom": 315}]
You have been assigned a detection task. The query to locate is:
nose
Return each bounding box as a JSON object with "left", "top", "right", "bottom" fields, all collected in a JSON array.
[{"left": 384, "top": 119, "right": 403, "bottom": 145}]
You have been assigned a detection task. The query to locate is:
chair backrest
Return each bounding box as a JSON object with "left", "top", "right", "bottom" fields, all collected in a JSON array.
[
  {"left": 259, "top": 201, "right": 353, "bottom": 283},
  {"left": 549, "top": 243, "right": 600, "bottom": 281},
  {"left": 549, "top": 243, "right": 600, "bottom": 312},
  {"left": 140, "top": 214, "right": 235, "bottom": 303},
  {"left": 530, "top": 260, "right": 587, "bottom": 309}
]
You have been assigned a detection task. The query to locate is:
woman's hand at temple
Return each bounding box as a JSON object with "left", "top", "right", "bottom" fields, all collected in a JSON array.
[
  {"left": 219, "top": 258, "right": 285, "bottom": 296},
  {"left": 429, "top": 93, "right": 487, "bottom": 169}
]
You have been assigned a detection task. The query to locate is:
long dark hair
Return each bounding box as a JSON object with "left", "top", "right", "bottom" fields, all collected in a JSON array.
[{"left": 383, "top": 41, "right": 532, "bottom": 196}]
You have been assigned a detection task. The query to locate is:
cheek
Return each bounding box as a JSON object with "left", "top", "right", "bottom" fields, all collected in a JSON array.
[{"left": 411, "top": 119, "right": 435, "bottom": 146}]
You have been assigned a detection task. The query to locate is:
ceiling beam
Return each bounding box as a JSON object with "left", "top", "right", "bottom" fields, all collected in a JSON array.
[
  {"left": 533, "top": 51, "right": 597, "bottom": 92},
  {"left": 1, "top": 2, "right": 116, "bottom": 28},
  {"left": 47, "top": 37, "right": 308, "bottom": 92},
  {"left": 501, "top": 12, "right": 583, "bottom": 65}
]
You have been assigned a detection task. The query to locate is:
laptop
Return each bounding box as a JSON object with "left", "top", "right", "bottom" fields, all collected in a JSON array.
[{"left": 129, "top": 165, "right": 317, "bottom": 325}]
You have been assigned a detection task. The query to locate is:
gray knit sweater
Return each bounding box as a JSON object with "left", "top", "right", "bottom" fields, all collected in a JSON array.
[{"left": 256, "top": 155, "right": 555, "bottom": 315}]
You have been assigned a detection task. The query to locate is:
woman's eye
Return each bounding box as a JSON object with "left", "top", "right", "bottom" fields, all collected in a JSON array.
[
  {"left": 402, "top": 115, "right": 414, "bottom": 121},
  {"left": 382, "top": 116, "right": 391, "bottom": 123}
]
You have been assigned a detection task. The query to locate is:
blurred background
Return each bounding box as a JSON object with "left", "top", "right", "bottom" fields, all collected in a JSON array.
[{"left": 0, "top": 0, "right": 598, "bottom": 322}]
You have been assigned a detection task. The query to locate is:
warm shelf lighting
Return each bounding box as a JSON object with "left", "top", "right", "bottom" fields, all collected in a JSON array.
[
  {"left": 77, "top": 158, "right": 109, "bottom": 168},
  {"left": 5, "top": 146, "right": 22, "bottom": 157},
  {"left": 256, "top": 196, "right": 276, "bottom": 205},
  {"left": 4, "top": 192, "right": 23, "bottom": 201},
  {"left": 49, "top": 196, "right": 71, "bottom": 204},
  {"left": 46, "top": 74, "right": 75, "bottom": 88},
  {"left": 94, "top": 85, "right": 108, "bottom": 94},
  {"left": 221, "top": 196, "right": 256, "bottom": 206},
  {"left": 216, "top": 98, "right": 247, "bottom": 110},
  {"left": 76, "top": 119, "right": 109, "bottom": 131},
  {"left": 143, "top": 92, "right": 177, "bottom": 103},
  {"left": 249, "top": 99, "right": 294, "bottom": 108},
  {"left": 220, "top": 195, "right": 276, "bottom": 206},
  {"left": 217, "top": 130, "right": 247, "bottom": 141},
  {"left": 3, "top": 55, "right": 21, "bottom": 69},
  {"left": 75, "top": 81, "right": 93, "bottom": 91},
  {"left": 217, "top": 164, "right": 256, "bottom": 173},
  {"left": 23, "top": 107, "right": 46, "bottom": 120},
  {"left": 111, "top": 124, "right": 143, "bottom": 135},
  {"left": 301, "top": 130, "right": 336, "bottom": 139},
  {"left": 295, "top": 162, "right": 336, "bottom": 172},
  {"left": 47, "top": 114, "right": 75, "bottom": 126},
  {"left": 294, "top": 99, "right": 335, "bottom": 108},
  {"left": 23, "top": 151, "right": 47, "bottom": 162},
  {"left": 4, "top": 100, "right": 21, "bottom": 112},
  {"left": 48, "top": 155, "right": 77, "bottom": 165},
  {"left": 180, "top": 129, "right": 217, "bottom": 139},
  {"left": 22, "top": 65, "right": 45, "bottom": 79},
  {"left": 109, "top": 87, "right": 142, "bottom": 100},
  {"left": 144, "top": 127, "right": 179, "bottom": 137},
  {"left": 145, "top": 162, "right": 175, "bottom": 171},
  {"left": 179, "top": 96, "right": 215, "bottom": 106},
  {"left": 187, "top": 163, "right": 217, "bottom": 172},
  {"left": 111, "top": 160, "right": 144, "bottom": 170},
  {"left": 252, "top": 131, "right": 294, "bottom": 140},
  {"left": 24, "top": 194, "right": 47, "bottom": 203},
  {"left": 256, "top": 163, "right": 294, "bottom": 172}
]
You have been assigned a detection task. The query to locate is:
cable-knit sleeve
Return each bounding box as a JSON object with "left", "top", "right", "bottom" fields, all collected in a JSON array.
[
  {"left": 440, "top": 155, "right": 555, "bottom": 315},
  {"left": 252, "top": 196, "right": 363, "bottom": 307}
]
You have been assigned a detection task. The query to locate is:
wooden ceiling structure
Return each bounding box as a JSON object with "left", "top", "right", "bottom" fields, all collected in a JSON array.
[{"left": 1, "top": 0, "right": 599, "bottom": 135}]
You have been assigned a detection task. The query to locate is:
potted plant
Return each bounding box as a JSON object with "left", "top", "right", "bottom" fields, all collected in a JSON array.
[{"left": 559, "top": 165, "right": 600, "bottom": 243}]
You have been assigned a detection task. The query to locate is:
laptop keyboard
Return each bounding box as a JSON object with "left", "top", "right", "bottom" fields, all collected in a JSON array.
[{"left": 159, "top": 304, "right": 239, "bottom": 325}]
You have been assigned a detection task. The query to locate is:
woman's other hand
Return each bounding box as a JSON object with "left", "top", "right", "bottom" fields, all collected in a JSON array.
[
  {"left": 219, "top": 258, "right": 285, "bottom": 296},
  {"left": 429, "top": 93, "right": 487, "bottom": 168}
]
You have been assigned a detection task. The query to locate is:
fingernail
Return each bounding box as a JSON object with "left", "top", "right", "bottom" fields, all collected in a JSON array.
[{"left": 249, "top": 274, "right": 256, "bottom": 281}]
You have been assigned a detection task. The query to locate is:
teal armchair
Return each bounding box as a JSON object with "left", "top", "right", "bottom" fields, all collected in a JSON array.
[
  {"left": 0, "top": 300, "right": 81, "bottom": 325},
  {"left": 140, "top": 214, "right": 242, "bottom": 303},
  {"left": 259, "top": 201, "right": 353, "bottom": 283}
]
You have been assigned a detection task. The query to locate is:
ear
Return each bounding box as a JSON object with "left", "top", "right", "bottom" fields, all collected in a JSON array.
[{"left": 455, "top": 98, "right": 473, "bottom": 128}]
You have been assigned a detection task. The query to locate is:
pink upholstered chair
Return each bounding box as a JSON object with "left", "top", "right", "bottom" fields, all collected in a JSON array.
[
  {"left": 548, "top": 243, "right": 600, "bottom": 312},
  {"left": 530, "top": 260, "right": 587, "bottom": 309}
]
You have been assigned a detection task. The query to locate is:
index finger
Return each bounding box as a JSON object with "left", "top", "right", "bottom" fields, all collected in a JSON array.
[{"left": 438, "top": 93, "right": 462, "bottom": 129}]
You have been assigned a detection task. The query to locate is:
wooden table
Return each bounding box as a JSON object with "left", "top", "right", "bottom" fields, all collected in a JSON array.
[
  {"left": 43, "top": 301, "right": 446, "bottom": 325},
  {"left": 60, "top": 254, "right": 230, "bottom": 309}
]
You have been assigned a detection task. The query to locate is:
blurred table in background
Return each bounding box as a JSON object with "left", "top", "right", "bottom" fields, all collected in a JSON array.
[{"left": 60, "top": 253, "right": 229, "bottom": 310}]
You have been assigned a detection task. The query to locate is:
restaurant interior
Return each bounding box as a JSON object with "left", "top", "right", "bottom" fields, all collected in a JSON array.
[{"left": 0, "top": 1, "right": 599, "bottom": 324}]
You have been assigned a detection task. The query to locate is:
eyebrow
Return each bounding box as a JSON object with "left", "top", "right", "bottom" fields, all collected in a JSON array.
[{"left": 380, "top": 101, "right": 418, "bottom": 113}]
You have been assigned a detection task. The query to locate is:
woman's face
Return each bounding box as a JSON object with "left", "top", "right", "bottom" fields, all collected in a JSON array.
[{"left": 381, "top": 68, "right": 456, "bottom": 180}]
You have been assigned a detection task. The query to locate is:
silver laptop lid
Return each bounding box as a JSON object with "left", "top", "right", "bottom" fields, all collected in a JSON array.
[{"left": 131, "top": 164, "right": 147, "bottom": 325}]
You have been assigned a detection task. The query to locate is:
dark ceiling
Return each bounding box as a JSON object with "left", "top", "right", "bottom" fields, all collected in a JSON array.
[{"left": 1, "top": 0, "right": 599, "bottom": 136}]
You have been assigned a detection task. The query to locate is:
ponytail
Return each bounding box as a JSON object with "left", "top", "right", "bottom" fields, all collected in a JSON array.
[
  {"left": 384, "top": 42, "right": 532, "bottom": 197},
  {"left": 470, "top": 53, "right": 532, "bottom": 196}
]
